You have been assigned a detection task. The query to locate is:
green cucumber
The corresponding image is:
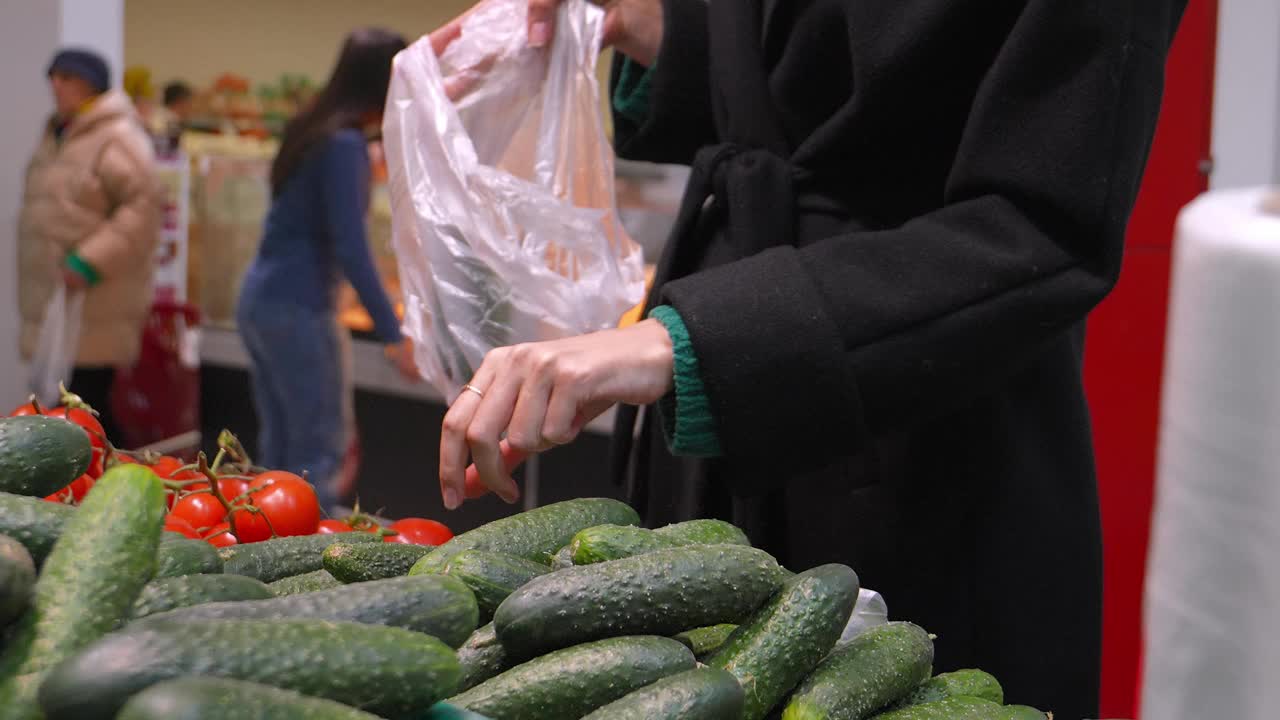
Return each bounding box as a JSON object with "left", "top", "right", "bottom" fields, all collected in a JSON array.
[
  {"left": 450, "top": 636, "right": 695, "bottom": 720},
  {"left": 140, "top": 574, "right": 477, "bottom": 647},
  {"left": 781, "top": 622, "right": 934, "bottom": 720},
  {"left": 654, "top": 519, "right": 751, "bottom": 546},
  {"left": 570, "top": 519, "right": 752, "bottom": 565},
  {"left": 673, "top": 624, "right": 738, "bottom": 658},
  {"left": 323, "top": 541, "right": 431, "bottom": 583},
  {"left": 440, "top": 550, "right": 550, "bottom": 621},
  {"left": 707, "top": 564, "right": 860, "bottom": 720},
  {"left": 130, "top": 574, "right": 274, "bottom": 619},
  {"left": 269, "top": 569, "right": 342, "bottom": 596},
  {"left": 457, "top": 623, "right": 511, "bottom": 692},
  {"left": 0, "top": 465, "right": 166, "bottom": 714},
  {"left": 570, "top": 524, "right": 682, "bottom": 564},
  {"left": 581, "top": 667, "right": 745, "bottom": 720},
  {"left": 0, "top": 535, "right": 35, "bottom": 628},
  {"left": 220, "top": 532, "right": 380, "bottom": 583},
  {"left": 0, "top": 415, "right": 93, "bottom": 497},
  {"left": 0, "top": 490, "right": 75, "bottom": 565},
  {"left": 116, "top": 676, "right": 382, "bottom": 720},
  {"left": 495, "top": 544, "right": 785, "bottom": 658},
  {"left": 155, "top": 536, "right": 223, "bottom": 578},
  {"left": 413, "top": 498, "right": 640, "bottom": 574},
  {"left": 38, "top": 619, "right": 460, "bottom": 720},
  {"left": 869, "top": 696, "right": 1003, "bottom": 720},
  {"left": 1001, "top": 707, "right": 1050, "bottom": 720},
  {"left": 897, "top": 669, "right": 1004, "bottom": 707},
  {"left": 549, "top": 545, "right": 574, "bottom": 569}
]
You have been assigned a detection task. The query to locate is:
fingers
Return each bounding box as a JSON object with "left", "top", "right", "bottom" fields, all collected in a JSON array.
[
  {"left": 439, "top": 361, "right": 498, "bottom": 509},
  {"left": 507, "top": 347, "right": 556, "bottom": 452},
  {"left": 442, "top": 53, "right": 498, "bottom": 103},
  {"left": 465, "top": 372, "right": 523, "bottom": 504},
  {"left": 464, "top": 442, "right": 530, "bottom": 499},
  {"left": 429, "top": 16, "right": 466, "bottom": 56},
  {"left": 528, "top": 0, "right": 558, "bottom": 48}
]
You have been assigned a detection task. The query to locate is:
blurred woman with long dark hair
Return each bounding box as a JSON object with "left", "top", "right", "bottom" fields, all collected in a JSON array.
[{"left": 237, "top": 28, "right": 415, "bottom": 512}]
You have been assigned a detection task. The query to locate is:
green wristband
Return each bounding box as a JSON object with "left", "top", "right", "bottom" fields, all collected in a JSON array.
[{"left": 64, "top": 253, "right": 101, "bottom": 286}]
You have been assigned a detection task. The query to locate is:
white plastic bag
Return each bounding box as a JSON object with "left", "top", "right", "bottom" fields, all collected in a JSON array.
[
  {"left": 383, "top": 0, "right": 645, "bottom": 399},
  {"left": 29, "top": 283, "right": 83, "bottom": 407}
]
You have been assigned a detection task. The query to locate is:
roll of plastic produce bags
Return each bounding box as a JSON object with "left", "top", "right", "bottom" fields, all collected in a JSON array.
[
  {"left": 1142, "top": 188, "right": 1280, "bottom": 720},
  {"left": 383, "top": 0, "right": 645, "bottom": 399}
]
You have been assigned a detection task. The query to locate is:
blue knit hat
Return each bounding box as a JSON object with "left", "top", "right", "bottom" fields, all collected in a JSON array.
[{"left": 47, "top": 48, "right": 111, "bottom": 94}]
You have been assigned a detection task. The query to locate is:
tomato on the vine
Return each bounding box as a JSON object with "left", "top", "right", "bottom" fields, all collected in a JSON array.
[
  {"left": 245, "top": 472, "right": 320, "bottom": 538},
  {"left": 46, "top": 406, "right": 107, "bottom": 451},
  {"left": 44, "top": 474, "right": 94, "bottom": 504},
  {"left": 9, "top": 402, "right": 40, "bottom": 417},
  {"left": 383, "top": 518, "right": 452, "bottom": 546},
  {"left": 171, "top": 492, "right": 227, "bottom": 533},
  {"left": 316, "top": 519, "right": 353, "bottom": 534},
  {"left": 163, "top": 514, "right": 200, "bottom": 539},
  {"left": 203, "top": 522, "right": 238, "bottom": 548},
  {"left": 227, "top": 506, "right": 272, "bottom": 543}
]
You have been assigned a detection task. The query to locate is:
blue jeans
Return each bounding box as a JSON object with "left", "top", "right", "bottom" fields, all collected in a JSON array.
[{"left": 236, "top": 300, "right": 348, "bottom": 513}]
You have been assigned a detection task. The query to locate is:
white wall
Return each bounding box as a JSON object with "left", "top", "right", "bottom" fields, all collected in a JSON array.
[
  {"left": 1211, "top": 0, "right": 1280, "bottom": 188},
  {"left": 59, "top": 0, "right": 125, "bottom": 87},
  {"left": 0, "top": 0, "right": 125, "bottom": 408}
]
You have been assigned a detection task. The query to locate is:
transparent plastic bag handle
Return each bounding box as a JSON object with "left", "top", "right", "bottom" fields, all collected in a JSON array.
[
  {"left": 836, "top": 588, "right": 890, "bottom": 647},
  {"left": 29, "top": 283, "right": 83, "bottom": 407}
]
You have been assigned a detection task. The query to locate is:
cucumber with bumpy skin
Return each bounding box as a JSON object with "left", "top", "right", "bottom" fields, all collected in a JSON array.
[
  {"left": 269, "top": 569, "right": 342, "bottom": 596},
  {"left": 654, "top": 519, "right": 751, "bottom": 546},
  {"left": 673, "top": 624, "right": 738, "bottom": 658},
  {"left": 38, "top": 619, "right": 460, "bottom": 720},
  {"left": 130, "top": 574, "right": 274, "bottom": 619},
  {"left": 456, "top": 622, "right": 511, "bottom": 692},
  {"left": 1001, "top": 706, "right": 1051, "bottom": 720},
  {"left": 896, "top": 669, "right": 1003, "bottom": 707},
  {"left": 450, "top": 636, "right": 695, "bottom": 720},
  {"left": 781, "top": 622, "right": 934, "bottom": 720},
  {"left": 413, "top": 498, "right": 640, "bottom": 574},
  {"left": 868, "top": 696, "right": 1003, "bottom": 720},
  {"left": 220, "top": 532, "right": 380, "bottom": 583},
  {"left": 440, "top": 550, "right": 550, "bottom": 622},
  {"left": 0, "top": 465, "right": 166, "bottom": 714},
  {"left": 116, "top": 676, "right": 383, "bottom": 720},
  {"left": 154, "top": 536, "right": 223, "bottom": 578},
  {"left": 580, "top": 667, "right": 745, "bottom": 720},
  {"left": 140, "top": 575, "right": 478, "bottom": 647},
  {"left": 0, "top": 415, "right": 93, "bottom": 497},
  {"left": 0, "top": 535, "right": 35, "bottom": 628},
  {"left": 495, "top": 544, "right": 785, "bottom": 658},
  {"left": 323, "top": 541, "right": 431, "bottom": 583},
  {"left": 707, "top": 564, "right": 860, "bottom": 720},
  {"left": 0, "top": 491, "right": 75, "bottom": 565}
]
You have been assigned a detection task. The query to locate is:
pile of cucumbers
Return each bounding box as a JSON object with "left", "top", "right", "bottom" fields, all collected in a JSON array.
[{"left": 0, "top": 460, "right": 1050, "bottom": 719}]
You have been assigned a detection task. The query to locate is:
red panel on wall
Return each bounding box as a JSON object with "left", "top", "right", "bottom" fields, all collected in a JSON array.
[{"left": 1084, "top": 0, "right": 1217, "bottom": 716}]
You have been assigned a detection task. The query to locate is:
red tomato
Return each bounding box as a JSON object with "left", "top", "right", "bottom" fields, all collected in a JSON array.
[
  {"left": 227, "top": 506, "right": 272, "bottom": 543},
  {"left": 46, "top": 406, "right": 107, "bottom": 450},
  {"left": 171, "top": 492, "right": 228, "bottom": 533},
  {"left": 186, "top": 478, "right": 250, "bottom": 503},
  {"left": 245, "top": 472, "right": 320, "bottom": 538},
  {"left": 384, "top": 518, "right": 453, "bottom": 546},
  {"left": 163, "top": 514, "right": 200, "bottom": 539},
  {"left": 316, "top": 519, "right": 354, "bottom": 534},
  {"left": 203, "top": 522, "right": 238, "bottom": 548},
  {"left": 85, "top": 450, "right": 105, "bottom": 480},
  {"left": 44, "top": 474, "right": 94, "bottom": 504},
  {"left": 9, "top": 402, "right": 40, "bottom": 416}
]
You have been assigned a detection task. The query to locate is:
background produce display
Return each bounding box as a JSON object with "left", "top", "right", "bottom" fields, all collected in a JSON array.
[{"left": 0, "top": 391, "right": 1052, "bottom": 720}]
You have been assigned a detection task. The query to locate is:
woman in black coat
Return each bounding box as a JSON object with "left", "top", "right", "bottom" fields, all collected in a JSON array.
[{"left": 434, "top": 1, "right": 1187, "bottom": 717}]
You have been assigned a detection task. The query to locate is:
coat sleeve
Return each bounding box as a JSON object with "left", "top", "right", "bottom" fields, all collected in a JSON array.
[
  {"left": 659, "top": 0, "right": 1184, "bottom": 465},
  {"left": 75, "top": 130, "right": 160, "bottom": 280},
  {"left": 610, "top": 0, "right": 718, "bottom": 164}
]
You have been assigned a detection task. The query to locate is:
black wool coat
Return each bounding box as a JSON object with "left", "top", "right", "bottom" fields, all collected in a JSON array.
[{"left": 608, "top": 1, "right": 1187, "bottom": 718}]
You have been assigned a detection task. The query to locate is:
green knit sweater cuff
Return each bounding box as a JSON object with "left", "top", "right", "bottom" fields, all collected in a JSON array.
[
  {"left": 612, "top": 58, "right": 655, "bottom": 127},
  {"left": 649, "top": 305, "right": 722, "bottom": 457}
]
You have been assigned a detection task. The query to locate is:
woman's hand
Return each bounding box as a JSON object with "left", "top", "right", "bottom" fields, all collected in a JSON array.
[
  {"left": 439, "top": 319, "right": 674, "bottom": 509},
  {"left": 386, "top": 337, "right": 420, "bottom": 382},
  {"left": 529, "top": 0, "right": 664, "bottom": 66}
]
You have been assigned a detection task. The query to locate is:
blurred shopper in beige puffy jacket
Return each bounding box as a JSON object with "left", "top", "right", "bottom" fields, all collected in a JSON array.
[{"left": 17, "top": 48, "right": 159, "bottom": 437}]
